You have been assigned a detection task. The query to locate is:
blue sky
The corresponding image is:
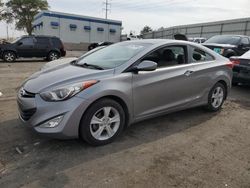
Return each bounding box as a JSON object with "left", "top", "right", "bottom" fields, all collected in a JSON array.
[{"left": 1, "top": 0, "right": 250, "bottom": 38}]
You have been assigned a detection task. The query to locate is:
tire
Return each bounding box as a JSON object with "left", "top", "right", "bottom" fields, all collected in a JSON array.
[
  {"left": 3, "top": 51, "right": 16, "bottom": 62},
  {"left": 47, "top": 51, "right": 60, "bottom": 61},
  {"left": 80, "top": 99, "right": 126, "bottom": 146},
  {"left": 206, "top": 83, "right": 226, "bottom": 112}
]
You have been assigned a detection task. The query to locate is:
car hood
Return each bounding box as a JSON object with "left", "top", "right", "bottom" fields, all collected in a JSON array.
[
  {"left": 203, "top": 43, "right": 237, "bottom": 48},
  {"left": 41, "top": 57, "right": 78, "bottom": 70},
  {"left": 0, "top": 43, "right": 10, "bottom": 48},
  {"left": 23, "top": 60, "right": 114, "bottom": 93}
]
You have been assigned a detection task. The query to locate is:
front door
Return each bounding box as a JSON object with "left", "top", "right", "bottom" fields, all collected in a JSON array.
[
  {"left": 132, "top": 45, "right": 197, "bottom": 118},
  {"left": 15, "top": 37, "right": 35, "bottom": 58}
]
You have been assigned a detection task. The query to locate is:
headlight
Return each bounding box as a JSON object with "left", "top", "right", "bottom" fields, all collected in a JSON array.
[{"left": 40, "top": 80, "right": 98, "bottom": 101}]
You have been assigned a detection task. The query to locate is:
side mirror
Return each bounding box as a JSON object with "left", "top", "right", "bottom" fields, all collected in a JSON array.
[
  {"left": 17, "top": 42, "right": 23, "bottom": 46},
  {"left": 134, "top": 60, "right": 157, "bottom": 72}
]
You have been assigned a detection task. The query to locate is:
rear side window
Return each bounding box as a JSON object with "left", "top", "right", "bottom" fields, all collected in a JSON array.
[
  {"left": 191, "top": 47, "right": 214, "bottom": 63},
  {"left": 51, "top": 38, "right": 62, "bottom": 47},
  {"left": 36, "top": 37, "right": 49, "bottom": 44},
  {"left": 241, "top": 38, "right": 250, "bottom": 46}
]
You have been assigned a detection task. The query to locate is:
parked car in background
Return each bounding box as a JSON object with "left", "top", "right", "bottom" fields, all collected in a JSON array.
[
  {"left": 189, "top": 37, "right": 207, "bottom": 44},
  {"left": 203, "top": 35, "right": 250, "bottom": 58},
  {"left": 0, "top": 35, "right": 66, "bottom": 62},
  {"left": 230, "top": 50, "right": 250, "bottom": 85},
  {"left": 17, "top": 39, "right": 233, "bottom": 146},
  {"left": 88, "top": 41, "right": 113, "bottom": 51}
]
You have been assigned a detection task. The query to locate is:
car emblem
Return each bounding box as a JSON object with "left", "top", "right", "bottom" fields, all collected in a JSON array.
[{"left": 20, "top": 88, "right": 26, "bottom": 96}]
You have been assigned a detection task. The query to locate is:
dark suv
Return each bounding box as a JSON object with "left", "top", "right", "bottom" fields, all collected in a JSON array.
[
  {"left": 203, "top": 35, "right": 250, "bottom": 58},
  {"left": 0, "top": 35, "right": 66, "bottom": 62}
]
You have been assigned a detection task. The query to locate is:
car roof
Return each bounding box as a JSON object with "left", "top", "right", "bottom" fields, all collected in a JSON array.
[
  {"left": 121, "top": 39, "right": 204, "bottom": 47},
  {"left": 211, "top": 34, "right": 249, "bottom": 38},
  {"left": 21, "top": 35, "right": 60, "bottom": 39}
]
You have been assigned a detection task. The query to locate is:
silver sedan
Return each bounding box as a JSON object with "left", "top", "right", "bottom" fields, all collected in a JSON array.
[{"left": 17, "top": 39, "right": 233, "bottom": 146}]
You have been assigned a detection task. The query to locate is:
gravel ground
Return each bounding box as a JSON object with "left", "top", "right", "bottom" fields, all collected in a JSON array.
[{"left": 0, "top": 57, "right": 250, "bottom": 188}]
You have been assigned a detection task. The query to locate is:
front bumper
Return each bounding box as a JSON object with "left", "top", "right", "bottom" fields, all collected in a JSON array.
[{"left": 17, "top": 92, "right": 91, "bottom": 139}]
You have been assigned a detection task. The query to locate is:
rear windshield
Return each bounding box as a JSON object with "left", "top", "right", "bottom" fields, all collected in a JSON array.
[{"left": 205, "top": 36, "right": 241, "bottom": 45}]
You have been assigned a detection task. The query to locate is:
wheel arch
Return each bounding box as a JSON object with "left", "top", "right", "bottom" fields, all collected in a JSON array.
[
  {"left": 3, "top": 50, "right": 17, "bottom": 56},
  {"left": 217, "top": 80, "right": 229, "bottom": 99},
  {"left": 48, "top": 49, "right": 61, "bottom": 56},
  {"left": 78, "top": 95, "right": 131, "bottom": 137}
]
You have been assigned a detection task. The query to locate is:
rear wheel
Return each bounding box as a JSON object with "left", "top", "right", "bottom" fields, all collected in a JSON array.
[
  {"left": 47, "top": 51, "right": 60, "bottom": 61},
  {"left": 80, "top": 99, "right": 125, "bottom": 146},
  {"left": 206, "top": 83, "right": 226, "bottom": 112},
  {"left": 3, "top": 51, "right": 16, "bottom": 62}
]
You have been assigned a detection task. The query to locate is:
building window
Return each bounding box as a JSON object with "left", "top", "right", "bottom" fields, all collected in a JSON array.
[
  {"left": 51, "top": 22, "right": 59, "bottom": 29},
  {"left": 70, "top": 24, "right": 77, "bottom": 31},
  {"left": 110, "top": 29, "right": 116, "bottom": 33},
  {"left": 97, "top": 27, "right": 104, "bottom": 32},
  {"left": 84, "top": 26, "right": 91, "bottom": 31}
]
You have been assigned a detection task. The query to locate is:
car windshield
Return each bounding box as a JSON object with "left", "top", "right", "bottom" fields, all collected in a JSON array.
[
  {"left": 76, "top": 42, "right": 151, "bottom": 69},
  {"left": 11, "top": 37, "right": 21, "bottom": 44},
  {"left": 205, "top": 36, "right": 241, "bottom": 45}
]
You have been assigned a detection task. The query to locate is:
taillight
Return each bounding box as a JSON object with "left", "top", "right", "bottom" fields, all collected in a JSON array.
[
  {"left": 62, "top": 42, "right": 65, "bottom": 50},
  {"left": 226, "top": 62, "right": 234, "bottom": 69},
  {"left": 231, "top": 60, "right": 240, "bottom": 65},
  {"left": 226, "top": 60, "right": 240, "bottom": 69}
]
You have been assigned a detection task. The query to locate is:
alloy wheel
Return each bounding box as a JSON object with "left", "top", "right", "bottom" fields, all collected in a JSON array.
[
  {"left": 50, "top": 52, "right": 59, "bottom": 61},
  {"left": 211, "top": 86, "right": 224, "bottom": 108},
  {"left": 90, "top": 107, "right": 121, "bottom": 141},
  {"left": 4, "top": 52, "right": 15, "bottom": 62}
]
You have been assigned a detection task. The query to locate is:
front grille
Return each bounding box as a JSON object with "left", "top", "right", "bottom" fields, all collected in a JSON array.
[
  {"left": 19, "top": 88, "right": 36, "bottom": 98},
  {"left": 19, "top": 108, "right": 36, "bottom": 121}
]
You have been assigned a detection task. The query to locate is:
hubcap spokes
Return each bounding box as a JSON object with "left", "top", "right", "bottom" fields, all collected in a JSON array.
[
  {"left": 211, "top": 87, "right": 224, "bottom": 108},
  {"left": 51, "top": 53, "right": 58, "bottom": 60},
  {"left": 90, "top": 107, "right": 120, "bottom": 141},
  {"left": 6, "top": 53, "right": 14, "bottom": 61}
]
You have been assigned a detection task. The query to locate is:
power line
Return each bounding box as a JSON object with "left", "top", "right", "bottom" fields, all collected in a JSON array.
[{"left": 103, "top": 0, "right": 111, "bottom": 19}]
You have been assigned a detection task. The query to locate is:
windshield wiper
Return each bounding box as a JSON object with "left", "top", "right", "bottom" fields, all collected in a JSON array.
[{"left": 82, "top": 63, "right": 104, "bottom": 70}]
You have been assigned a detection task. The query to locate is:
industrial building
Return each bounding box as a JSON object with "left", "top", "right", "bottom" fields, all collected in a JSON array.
[
  {"left": 32, "top": 11, "right": 122, "bottom": 46},
  {"left": 143, "top": 17, "right": 250, "bottom": 40}
]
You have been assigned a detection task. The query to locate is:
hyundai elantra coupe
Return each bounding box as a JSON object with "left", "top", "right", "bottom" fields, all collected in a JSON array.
[{"left": 17, "top": 39, "right": 233, "bottom": 146}]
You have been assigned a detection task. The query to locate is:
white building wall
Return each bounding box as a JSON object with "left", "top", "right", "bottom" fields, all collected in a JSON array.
[{"left": 33, "top": 11, "right": 122, "bottom": 44}]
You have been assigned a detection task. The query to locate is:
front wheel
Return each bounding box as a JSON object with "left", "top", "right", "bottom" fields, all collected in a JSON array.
[
  {"left": 206, "top": 83, "right": 226, "bottom": 112},
  {"left": 80, "top": 99, "right": 126, "bottom": 146},
  {"left": 3, "top": 51, "right": 16, "bottom": 62}
]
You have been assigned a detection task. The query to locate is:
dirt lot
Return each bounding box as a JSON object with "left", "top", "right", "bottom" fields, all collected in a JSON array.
[{"left": 0, "top": 57, "right": 250, "bottom": 188}]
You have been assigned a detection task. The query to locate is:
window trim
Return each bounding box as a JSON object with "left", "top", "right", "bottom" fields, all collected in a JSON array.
[{"left": 125, "top": 44, "right": 216, "bottom": 73}]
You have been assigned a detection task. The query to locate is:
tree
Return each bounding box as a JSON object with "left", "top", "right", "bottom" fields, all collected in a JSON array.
[
  {"left": 140, "top": 26, "right": 153, "bottom": 35},
  {"left": 4, "top": 0, "right": 49, "bottom": 35},
  {"left": 0, "top": 0, "right": 5, "bottom": 20}
]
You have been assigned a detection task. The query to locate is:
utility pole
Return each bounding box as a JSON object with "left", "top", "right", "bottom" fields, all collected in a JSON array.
[
  {"left": 6, "top": 23, "right": 9, "bottom": 40},
  {"left": 103, "top": 0, "right": 111, "bottom": 19}
]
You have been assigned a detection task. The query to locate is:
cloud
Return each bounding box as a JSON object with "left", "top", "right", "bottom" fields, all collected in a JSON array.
[{"left": 0, "top": 0, "right": 250, "bottom": 37}]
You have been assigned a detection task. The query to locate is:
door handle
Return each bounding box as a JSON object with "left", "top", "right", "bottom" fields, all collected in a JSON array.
[{"left": 184, "top": 70, "right": 194, "bottom": 76}]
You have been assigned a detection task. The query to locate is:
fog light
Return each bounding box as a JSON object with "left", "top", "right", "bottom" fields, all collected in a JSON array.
[{"left": 39, "top": 115, "right": 63, "bottom": 128}]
